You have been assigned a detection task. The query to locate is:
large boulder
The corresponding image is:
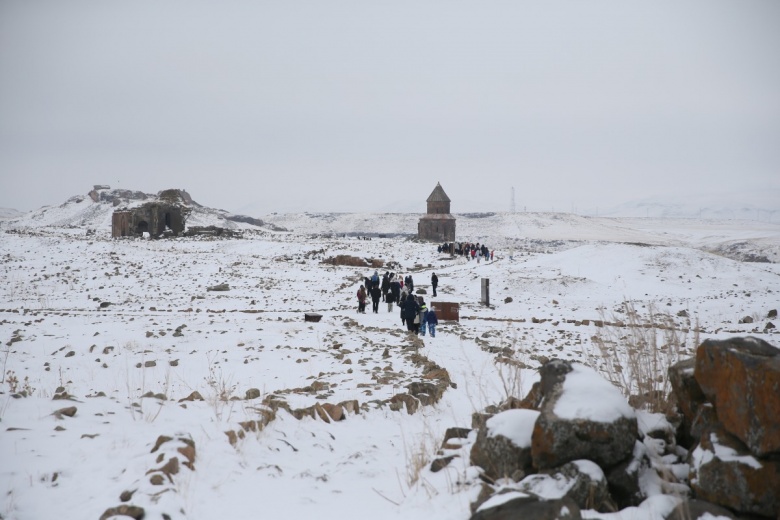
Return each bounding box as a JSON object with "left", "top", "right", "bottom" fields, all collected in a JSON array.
[
  {"left": 689, "top": 423, "right": 780, "bottom": 518},
  {"left": 531, "top": 361, "right": 638, "bottom": 470},
  {"left": 471, "top": 494, "right": 582, "bottom": 520},
  {"left": 604, "top": 441, "right": 645, "bottom": 509},
  {"left": 668, "top": 358, "right": 711, "bottom": 448},
  {"left": 517, "top": 460, "right": 616, "bottom": 512},
  {"left": 694, "top": 337, "right": 780, "bottom": 456},
  {"left": 668, "top": 499, "right": 737, "bottom": 520},
  {"left": 470, "top": 409, "right": 539, "bottom": 482}
]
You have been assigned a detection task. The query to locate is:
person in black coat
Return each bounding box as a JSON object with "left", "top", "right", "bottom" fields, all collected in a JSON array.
[
  {"left": 431, "top": 272, "right": 438, "bottom": 297},
  {"left": 381, "top": 272, "right": 390, "bottom": 302},
  {"left": 403, "top": 293, "right": 420, "bottom": 333},
  {"left": 369, "top": 283, "right": 381, "bottom": 313},
  {"left": 390, "top": 276, "right": 401, "bottom": 306}
]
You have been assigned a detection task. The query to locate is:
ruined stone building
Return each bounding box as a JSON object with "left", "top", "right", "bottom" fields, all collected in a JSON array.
[
  {"left": 111, "top": 189, "right": 191, "bottom": 238},
  {"left": 418, "top": 182, "right": 456, "bottom": 242}
]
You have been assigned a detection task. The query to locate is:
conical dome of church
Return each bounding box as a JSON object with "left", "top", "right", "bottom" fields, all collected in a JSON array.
[{"left": 426, "top": 182, "right": 451, "bottom": 203}]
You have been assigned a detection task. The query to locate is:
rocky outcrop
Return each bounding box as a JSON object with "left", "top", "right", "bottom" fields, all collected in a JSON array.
[
  {"left": 461, "top": 360, "right": 647, "bottom": 515},
  {"left": 469, "top": 409, "right": 539, "bottom": 482},
  {"left": 450, "top": 347, "right": 780, "bottom": 518},
  {"left": 517, "top": 460, "right": 615, "bottom": 512},
  {"left": 666, "top": 336, "right": 780, "bottom": 518},
  {"left": 693, "top": 337, "right": 780, "bottom": 456},
  {"left": 689, "top": 424, "right": 779, "bottom": 517},
  {"left": 101, "top": 433, "right": 196, "bottom": 520},
  {"left": 471, "top": 494, "right": 582, "bottom": 520}
]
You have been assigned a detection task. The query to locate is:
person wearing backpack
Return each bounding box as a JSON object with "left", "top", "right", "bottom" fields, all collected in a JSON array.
[
  {"left": 381, "top": 272, "right": 390, "bottom": 302},
  {"left": 403, "top": 293, "right": 419, "bottom": 333},
  {"left": 418, "top": 298, "right": 428, "bottom": 336}
]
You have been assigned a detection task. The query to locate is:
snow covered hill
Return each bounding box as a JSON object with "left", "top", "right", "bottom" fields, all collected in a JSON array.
[
  {"left": 1, "top": 189, "right": 779, "bottom": 519},
  {"left": 0, "top": 188, "right": 276, "bottom": 234}
]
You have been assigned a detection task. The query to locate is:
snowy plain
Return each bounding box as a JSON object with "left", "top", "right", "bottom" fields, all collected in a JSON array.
[{"left": 1, "top": 195, "right": 779, "bottom": 520}]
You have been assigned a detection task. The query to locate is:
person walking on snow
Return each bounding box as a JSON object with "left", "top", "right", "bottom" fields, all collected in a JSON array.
[
  {"left": 390, "top": 275, "right": 401, "bottom": 307},
  {"left": 431, "top": 272, "right": 438, "bottom": 297},
  {"left": 403, "top": 293, "right": 420, "bottom": 333},
  {"left": 357, "top": 285, "right": 367, "bottom": 314},
  {"left": 370, "top": 283, "right": 381, "bottom": 313},
  {"left": 381, "top": 272, "right": 390, "bottom": 302},
  {"left": 418, "top": 298, "right": 428, "bottom": 336},
  {"left": 386, "top": 282, "right": 395, "bottom": 312},
  {"left": 399, "top": 284, "right": 409, "bottom": 326},
  {"left": 426, "top": 306, "right": 438, "bottom": 337}
]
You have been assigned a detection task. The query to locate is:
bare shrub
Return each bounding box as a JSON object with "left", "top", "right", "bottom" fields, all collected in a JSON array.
[
  {"left": 588, "top": 301, "right": 696, "bottom": 413},
  {"left": 204, "top": 353, "right": 237, "bottom": 421}
]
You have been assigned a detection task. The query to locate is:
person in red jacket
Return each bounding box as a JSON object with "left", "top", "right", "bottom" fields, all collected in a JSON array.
[{"left": 357, "top": 285, "right": 367, "bottom": 314}]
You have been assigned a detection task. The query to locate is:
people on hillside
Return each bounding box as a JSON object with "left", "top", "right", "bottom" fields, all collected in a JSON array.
[
  {"left": 356, "top": 285, "right": 367, "bottom": 314},
  {"left": 431, "top": 272, "right": 438, "bottom": 297}
]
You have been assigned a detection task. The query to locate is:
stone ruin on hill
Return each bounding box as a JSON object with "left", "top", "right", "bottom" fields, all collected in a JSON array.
[{"left": 111, "top": 189, "right": 192, "bottom": 238}]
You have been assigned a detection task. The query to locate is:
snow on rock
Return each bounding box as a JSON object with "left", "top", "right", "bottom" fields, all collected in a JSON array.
[
  {"left": 688, "top": 424, "right": 779, "bottom": 517},
  {"left": 516, "top": 460, "right": 612, "bottom": 511},
  {"left": 554, "top": 363, "right": 635, "bottom": 423},
  {"left": 470, "top": 409, "right": 539, "bottom": 483},
  {"left": 485, "top": 408, "right": 539, "bottom": 448}
]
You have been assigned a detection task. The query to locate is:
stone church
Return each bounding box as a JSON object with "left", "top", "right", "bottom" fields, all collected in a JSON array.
[{"left": 418, "top": 183, "right": 456, "bottom": 242}]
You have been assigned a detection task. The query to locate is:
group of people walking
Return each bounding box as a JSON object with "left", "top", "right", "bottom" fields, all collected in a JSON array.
[
  {"left": 454, "top": 242, "right": 493, "bottom": 262},
  {"left": 399, "top": 293, "right": 438, "bottom": 337},
  {"left": 356, "top": 270, "right": 439, "bottom": 337},
  {"left": 358, "top": 271, "right": 413, "bottom": 314}
]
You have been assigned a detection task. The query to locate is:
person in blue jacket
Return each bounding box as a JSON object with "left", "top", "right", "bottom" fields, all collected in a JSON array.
[{"left": 426, "top": 305, "right": 438, "bottom": 337}]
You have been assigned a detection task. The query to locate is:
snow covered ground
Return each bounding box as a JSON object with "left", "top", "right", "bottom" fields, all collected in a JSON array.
[{"left": 1, "top": 197, "right": 778, "bottom": 520}]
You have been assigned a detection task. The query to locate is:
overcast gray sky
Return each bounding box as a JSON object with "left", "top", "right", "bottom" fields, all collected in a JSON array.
[{"left": 1, "top": 0, "right": 778, "bottom": 215}]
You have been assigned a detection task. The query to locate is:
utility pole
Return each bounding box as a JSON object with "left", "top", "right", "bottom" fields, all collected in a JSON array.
[{"left": 511, "top": 187, "right": 516, "bottom": 214}]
